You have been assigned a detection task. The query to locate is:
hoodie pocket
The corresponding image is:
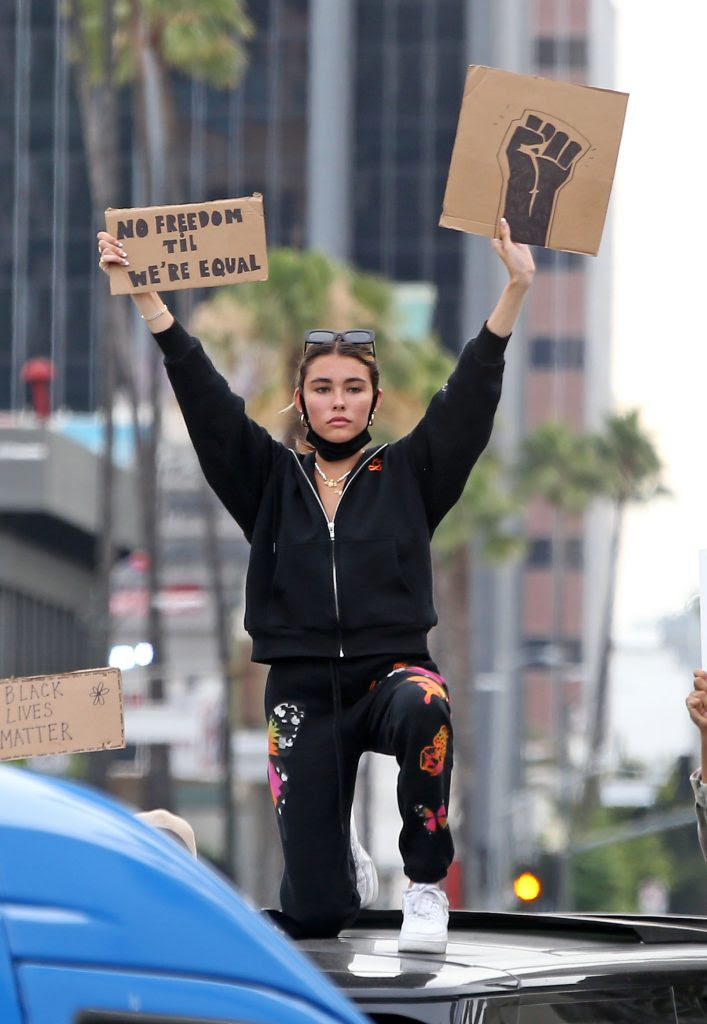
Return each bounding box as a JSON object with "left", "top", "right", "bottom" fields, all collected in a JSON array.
[
  {"left": 336, "top": 537, "right": 421, "bottom": 629},
  {"left": 264, "top": 539, "right": 340, "bottom": 630}
]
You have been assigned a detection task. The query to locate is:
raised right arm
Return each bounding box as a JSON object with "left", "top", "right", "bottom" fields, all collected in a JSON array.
[{"left": 96, "top": 231, "right": 283, "bottom": 540}]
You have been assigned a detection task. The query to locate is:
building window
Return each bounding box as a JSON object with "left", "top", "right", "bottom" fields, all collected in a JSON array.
[
  {"left": 526, "top": 538, "right": 552, "bottom": 568},
  {"left": 526, "top": 537, "right": 583, "bottom": 569},
  {"left": 533, "top": 248, "right": 583, "bottom": 270},
  {"left": 521, "top": 637, "right": 583, "bottom": 668},
  {"left": 529, "top": 337, "right": 585, "bottom": 371},
  {"left": 534, "top": 36, "right": 588, "bottom": 69}
]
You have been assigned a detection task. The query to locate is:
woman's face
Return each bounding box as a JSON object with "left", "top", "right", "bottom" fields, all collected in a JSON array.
[{"left": 295, "top": 353, "right": 381, "bottom": 443}]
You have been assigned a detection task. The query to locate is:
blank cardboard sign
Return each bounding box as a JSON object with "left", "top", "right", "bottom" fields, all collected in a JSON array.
[
  {"left": 440, "top": 66, "right": 628, "bottom": 255},
  {"left": 105, "top": 195, "right": 268, "bottom": 294},
  {"left": 0, "top": 668, "right": 124, "bottom": 761}
]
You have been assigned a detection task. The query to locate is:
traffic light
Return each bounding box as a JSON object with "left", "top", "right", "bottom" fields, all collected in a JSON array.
[
  {"left": 513, "top": 870, "right": 542, "bottom": 903},
  {"left": 511, "top": 854, "right": 561, "bottom": 909}
]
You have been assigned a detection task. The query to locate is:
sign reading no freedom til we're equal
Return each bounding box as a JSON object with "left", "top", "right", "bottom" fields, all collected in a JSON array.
[
  {"left": 105, "top": 194, "right": 269, "bottom": 294},
  {"left": 0, "top": 667, "right": 124, "bottom": 760}
]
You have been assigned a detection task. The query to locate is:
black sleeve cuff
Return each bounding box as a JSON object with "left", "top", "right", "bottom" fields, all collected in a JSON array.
[
  {"left": 152, "top": 319, "right": 199, "bottom": 362},
  {"left": 469, "top": 321, "right": 510, "bottom": 365}
]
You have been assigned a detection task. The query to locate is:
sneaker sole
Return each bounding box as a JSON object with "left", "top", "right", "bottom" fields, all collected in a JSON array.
[{"left": 398, "top": 935, "right": 448, "bottom": 954}]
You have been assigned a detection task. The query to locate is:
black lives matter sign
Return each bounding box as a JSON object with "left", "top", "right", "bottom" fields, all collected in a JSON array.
[
  {"left": 0, "top": 668, "right": 124, "bottom": 760},
  {"left": 105, "top": 195, "right": 268, "bottom": 294}
]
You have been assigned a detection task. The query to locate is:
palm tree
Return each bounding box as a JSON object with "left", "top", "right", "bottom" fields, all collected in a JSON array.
[
  {"left": 72, "top": 1, "right": 252, "bottom": 182},
  {"left": 582, "top": 410, "right": 668, "bottom": 804},
  {"left": 67, "top": 0, "right": 133, "bottom": 792},
  {"left": 67, "top": 0, "right": 253, "bottom": 810}
]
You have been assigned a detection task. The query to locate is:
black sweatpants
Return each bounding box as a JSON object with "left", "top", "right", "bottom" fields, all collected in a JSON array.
[{"left": 264, "top": 654, "right": 454, "bottom": 938}]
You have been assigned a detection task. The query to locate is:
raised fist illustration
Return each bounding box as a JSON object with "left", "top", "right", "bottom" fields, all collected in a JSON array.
[{"left": 499, "top": 112, "right": 588, "bottom": 246}]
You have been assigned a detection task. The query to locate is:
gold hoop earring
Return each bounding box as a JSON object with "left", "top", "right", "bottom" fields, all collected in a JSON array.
[{"left": 369, "top": 412, "right": 375, "bottom": 426}]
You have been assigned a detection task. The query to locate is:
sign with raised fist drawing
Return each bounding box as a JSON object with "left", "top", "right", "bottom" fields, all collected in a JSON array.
[
  {"left": 440, "top": 66, "right": 628, "bottom": 256},
  {"left": 499, "top": 112, "right": 590, "bottom": 246}
]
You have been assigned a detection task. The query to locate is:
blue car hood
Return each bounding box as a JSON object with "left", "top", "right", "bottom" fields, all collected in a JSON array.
[{"left": 0, "top": 766, "right": 364, "bottom": 1023}]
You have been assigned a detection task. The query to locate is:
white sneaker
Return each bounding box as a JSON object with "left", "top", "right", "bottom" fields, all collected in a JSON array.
[
  {"left": 350, "top": 812, "right": 379, "bottom": 908},
  {"left": 398, "top": 883, "right": 449, "bottom": 953}
]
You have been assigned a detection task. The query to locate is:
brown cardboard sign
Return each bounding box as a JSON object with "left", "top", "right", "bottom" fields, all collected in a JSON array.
[
  {"left": 105, "top": 195, "right": 268, "bottom": 294},
  {"left": 0, "top": 668, "right": 124, "bottom": 760},
  {"left": 440, "top": 66, "right": 628, "bottom": 255}
]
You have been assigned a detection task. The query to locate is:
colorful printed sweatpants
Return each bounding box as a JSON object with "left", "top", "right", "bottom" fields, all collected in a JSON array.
[{"left": 264, "top": 654, "right": 454, "bottom": 938}]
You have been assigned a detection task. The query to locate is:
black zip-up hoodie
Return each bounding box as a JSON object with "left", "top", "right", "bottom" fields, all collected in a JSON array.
[{"left": 156, "top": 320, "right": 508, "bottom": 663}]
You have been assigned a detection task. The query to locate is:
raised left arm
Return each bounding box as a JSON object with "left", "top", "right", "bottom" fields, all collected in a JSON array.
[{"left": 402, "top": 220, "right": 534, "bottom": 528}]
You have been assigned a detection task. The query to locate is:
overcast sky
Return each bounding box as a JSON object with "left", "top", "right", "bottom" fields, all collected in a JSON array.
[{"left": 611, "top": 0, "right": 707, "bottom": 630}]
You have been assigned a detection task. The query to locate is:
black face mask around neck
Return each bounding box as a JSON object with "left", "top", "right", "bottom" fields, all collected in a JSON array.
[{"left": 305, "top": 425, "right": 372, "bottom": 461}]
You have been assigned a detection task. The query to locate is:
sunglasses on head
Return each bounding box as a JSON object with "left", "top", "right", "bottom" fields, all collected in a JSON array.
[{"left": 303, "top": 329, "right": 376, "bottom": 357}]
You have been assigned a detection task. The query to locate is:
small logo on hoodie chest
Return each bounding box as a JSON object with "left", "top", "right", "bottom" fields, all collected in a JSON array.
[{"left": 368, "top": 457, "right": 384, "bottom": 472}]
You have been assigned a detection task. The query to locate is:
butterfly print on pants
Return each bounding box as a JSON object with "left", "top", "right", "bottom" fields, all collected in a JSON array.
[{"left": 414, "top": 803, "right": 449, "bottom": 834}]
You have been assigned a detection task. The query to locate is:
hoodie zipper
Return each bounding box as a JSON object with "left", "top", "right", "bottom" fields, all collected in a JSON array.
[{"left": 291, "top": 446, "right": 387, "bottom": 657}]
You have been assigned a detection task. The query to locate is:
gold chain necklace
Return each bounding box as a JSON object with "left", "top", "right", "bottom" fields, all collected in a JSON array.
[{"left": 313, "top": 461, "right": 352, "bottom": 496}]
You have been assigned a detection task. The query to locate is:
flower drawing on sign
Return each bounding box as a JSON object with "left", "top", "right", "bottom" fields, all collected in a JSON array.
[{"left": 90, "top": 681, "right": 110, "bottom": 706}]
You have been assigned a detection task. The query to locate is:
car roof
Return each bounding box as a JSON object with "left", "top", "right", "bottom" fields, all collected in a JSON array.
[{"left": 299, "top": 910, "right": 707, "bottom": 1003}]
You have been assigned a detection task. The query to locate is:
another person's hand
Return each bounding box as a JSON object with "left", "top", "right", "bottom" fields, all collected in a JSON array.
[
  {"left": 687, "top": 669, "right": 707, "bottom": 731},
  {"left": 96, "top": 230, "right": 128, "bottom": 275},
  {"left": 491, "top": 217, "right": 535, "bottom": 290}
]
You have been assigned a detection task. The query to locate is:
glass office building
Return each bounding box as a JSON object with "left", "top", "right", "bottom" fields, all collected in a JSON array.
[
  {"left": 1, "top": 0, "right": 311, "bottom": 413},
  {"left": 351, "top": 0, "right": 467, "bottom": 345},
  {"left": 3, "top": 0, "right": 471, "bottom": 418}
]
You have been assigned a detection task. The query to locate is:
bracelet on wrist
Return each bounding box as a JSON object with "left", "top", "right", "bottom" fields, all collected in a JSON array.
[{"left": 141, "top": 304, "right": 169, "bottom": 323}]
